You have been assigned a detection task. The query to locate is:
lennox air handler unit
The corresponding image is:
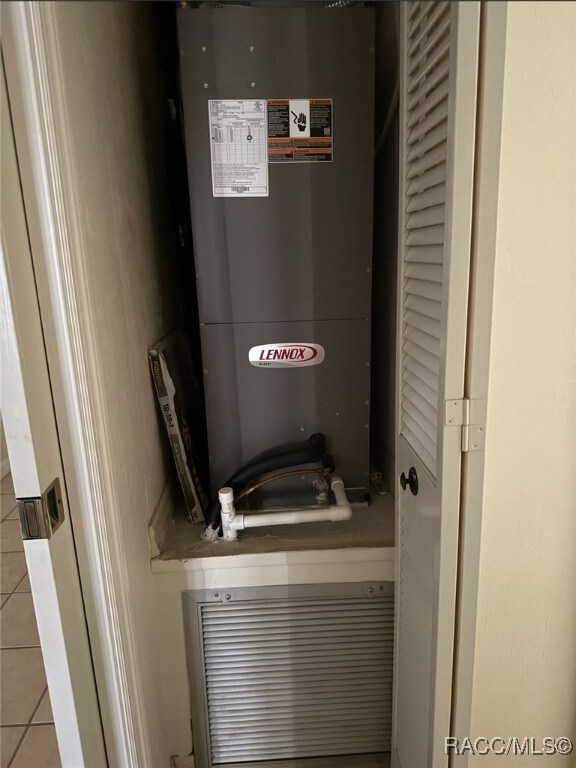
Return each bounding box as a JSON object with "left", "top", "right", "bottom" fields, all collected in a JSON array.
[{"left": 178, "top": 5, "right": 375, "bottom": 533}]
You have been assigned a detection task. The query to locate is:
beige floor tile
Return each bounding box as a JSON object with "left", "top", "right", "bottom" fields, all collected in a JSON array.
[
  {"left": 0, "top": 519, "right": 24, "bottom": 553},
  {"left": 32, "top": 689, "right": 53, "bottom": 725},
  {"left": 172, "top": 757, "right": 195, "bottom": 768},
  {"left": 1, "top": 593, "right": 40, "bottom": 648},
  {"left": 0, "top": 726, "right": 25, "bottom": 768},
  {"left": 0, "top": 475, "right": 15, "bottom": 495},
  {"left": 10, "top": 724, "right": 61, "bottom": 768},
  {"left": 0, "top": 594, "right": 10, "bottom": 608},
  {"left": 0, "top": 495, "right": 17, "bottom": 522},
  {"left": 0, "top": 648, "right": 46, "bottom": 725},
  {"left": 14, "top": 574, "right": 31, "bottom": 593},
  {"left": 6, "top": 506, "right": 19, "bottom": 520},
  {"left": 32, "top": 689, "right": 53, "bottom": 724},
  {"left": 0, "top": 553, "right": 27, "bottom": 594}
]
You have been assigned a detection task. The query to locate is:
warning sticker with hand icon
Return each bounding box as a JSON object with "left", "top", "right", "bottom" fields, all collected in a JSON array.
[
  {"left": 267, "top": 98, "right": 333, "bottom": 163},
  {"left": 291, "top": 110, "right": 307, "bottom": 132},
  {"left": 288, "top": 100, "right": 310, "bottom": 138}
]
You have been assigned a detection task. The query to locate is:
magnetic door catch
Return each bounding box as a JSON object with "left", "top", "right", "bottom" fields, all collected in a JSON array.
[{"left": 17, "top": 478, "right": 65, "bottom": 540}]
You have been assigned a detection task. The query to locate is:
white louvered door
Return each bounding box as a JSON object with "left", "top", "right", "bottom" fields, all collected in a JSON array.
[{"left": 393, "top": 3, "right": 480, "bottom": 767}]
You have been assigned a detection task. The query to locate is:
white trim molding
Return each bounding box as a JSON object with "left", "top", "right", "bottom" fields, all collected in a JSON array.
[{"left": 2, "top": 4, "right": 152, "bottom": 766}]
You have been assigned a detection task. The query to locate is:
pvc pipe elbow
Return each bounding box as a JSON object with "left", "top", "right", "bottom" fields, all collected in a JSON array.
[
  {"left": 218, "top": 487, "right": 235, "bottom": 514},
  {"left": 330, "top": 476, "right": 352, "bottom": 519}
]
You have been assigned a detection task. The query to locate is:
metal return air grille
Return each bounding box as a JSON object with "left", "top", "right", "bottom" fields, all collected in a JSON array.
[{"left": 184, "top": 583, "right": 394, "bottom": 767}]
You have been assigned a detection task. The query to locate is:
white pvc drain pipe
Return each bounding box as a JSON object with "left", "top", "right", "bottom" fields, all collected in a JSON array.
[{"left": 219, "top": 476, "right": 352, "bottom": 542}]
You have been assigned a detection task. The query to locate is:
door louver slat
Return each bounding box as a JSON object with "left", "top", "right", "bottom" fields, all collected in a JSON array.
[
  {"left": 408, "top": 0, "right": 431, "bottom": 28},
  {"left": 402, "top": 383, "right": 437, "bottom": 424},
  {"left": 406, "top": 204, "right": 446, "bottom": 229},
  {"left": 408, "top": 41, "right": 450, "bottom": 92},
  {"left": 407, "top": 122, "right": 448, "bottom": 161},
  {"left": 406, "top": 162, "right": 446, "bottom": 195},
  {"left": 402, "top": 409, "right": 437, "bottom": 453},
  {"left": 401, "top": 395, "right": 437, "bottom": 442},
  {"left": 408, "top": 17, "right": 451, "bottom": 76},
  {"left": 401, "top": 1, "right": 451, "bottom": 477},
  {"left": 404, "top": 310, "right": 441, "bottom": 339},
  {"left": 404, "top": 355, "right": 439, "bottom": 395},
  {"left": 403, "top": 370, "right": 439, "bottom": 409},
  {"left": 407, "top": 58, "right": 450, "bottom": 110},
  {"left": 406, "top": 183, "right": 446, "bottom": 212},
  {"left": 408, "top": 100, "right": 449, "bottom": 145},
  {"left": 405, "top": 263, "right": 443, "bottom": 284},
  {"left": 404, "top": 293, "right": 442, "bottom": 320},
  {"left": 403, "top": 326, "right": 441, "bottom": 357},
  {"left": 408, "top": 3, "right": 449, "bottom": 53},
  {"left": 405, "top": 278, "right": 443, "bottom": 303},
  {"left": 408, "top": 83, "right": 449, "bottom": 131},
  {"left": 192, "top": 590, "right": 394, "bottom": 764},
  {"left": 406, "top": 141, "right": 447, "bottom": 178}
]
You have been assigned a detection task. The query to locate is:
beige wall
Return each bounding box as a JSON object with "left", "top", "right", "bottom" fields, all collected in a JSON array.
[{"left": 458, "top": 3, "right": 575, "bottom": 763}]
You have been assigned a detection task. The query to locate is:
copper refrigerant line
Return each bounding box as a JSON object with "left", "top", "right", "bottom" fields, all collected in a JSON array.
[{"left": 235, "top": 467, "right": 333, "bottom": 504}]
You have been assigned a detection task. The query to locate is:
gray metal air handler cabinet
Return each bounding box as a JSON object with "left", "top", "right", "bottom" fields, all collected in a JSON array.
[{"left": 177, "top": 6, "right": 375, "bottom": 497}]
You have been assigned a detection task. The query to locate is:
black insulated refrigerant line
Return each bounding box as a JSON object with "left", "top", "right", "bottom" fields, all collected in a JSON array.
[{"left": 203, "top": 433, "right": 328, "bottom": 536}]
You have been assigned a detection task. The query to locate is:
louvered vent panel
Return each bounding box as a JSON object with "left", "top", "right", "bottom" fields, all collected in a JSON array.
[
  {"left": 194, "top": 591, "right": 394, "bottom": 765},
  {"left": 401, "top": 0, "right": 451, "bottom": 477}
]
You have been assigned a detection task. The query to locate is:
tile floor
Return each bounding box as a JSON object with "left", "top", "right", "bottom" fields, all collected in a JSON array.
[{"left": 1, "top": 473, "right": 62, "bottom": 768}]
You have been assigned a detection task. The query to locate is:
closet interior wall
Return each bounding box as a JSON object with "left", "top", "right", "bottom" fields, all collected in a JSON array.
[{"left": 371, "top": 1, "right": 399, "bottom": 496}]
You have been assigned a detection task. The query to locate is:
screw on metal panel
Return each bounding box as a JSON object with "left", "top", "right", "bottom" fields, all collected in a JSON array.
[
  {"left": 364, "top": 424, "right": 369, "bottom": 429},
  {"left": 224, "top": 594, "right": 232, "bottom": 602},
  {"left": 250, "top": 82, "right": 256, "bottom": 88},
  {"left": 335, "top": 412, "right": 340, "bottom": 417},
  {"left": 249, "top": 45, "right": 255, "bottom": 52},
  {"left": 214, "top": 593, "right": 219, "bottom": 598},
  {"left": 203, "top": 369, "right": 208, "bottom": 374},
  {"left": 367, "top": 588, "right": 375, "bottom": 597},
  {"left": 203, "top": 83, "right": 209, "bottom": 89},
  {"left": 201, "top": 46, "right": 207, "bottom": 53},
  {"left": 300, "top": 426, "right": 305, "bottom": 432},
  {"left": 379, "top": 585, "right": 384, "bottom": 591}
]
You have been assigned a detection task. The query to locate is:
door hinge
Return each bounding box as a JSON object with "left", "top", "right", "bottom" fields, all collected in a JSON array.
[
  {"left": 444, "top": 398, "right": 486, "bottom": 453},
  {"left": 17, "top": 478, "right": 64, "bottom": 540}
]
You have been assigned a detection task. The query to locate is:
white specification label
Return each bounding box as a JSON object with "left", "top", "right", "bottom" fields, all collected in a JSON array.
[{"left": 208, "top": 100, "right": 269, "bottom": 197}]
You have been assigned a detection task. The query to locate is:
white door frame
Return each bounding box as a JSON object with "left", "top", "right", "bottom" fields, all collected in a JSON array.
[
  {"left": 2, "top": 3, "right": 151, "bottom": 765},
  {"left": 1, "top": 61, "right": 107, "bottom": 766},
  {"left": 450, "top": 4, "right": 510, "bottom": 763}
]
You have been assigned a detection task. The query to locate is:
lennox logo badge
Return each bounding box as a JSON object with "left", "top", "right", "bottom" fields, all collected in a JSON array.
[{"left": 249, "top": 343, "right": 325, "bottom": 369}]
